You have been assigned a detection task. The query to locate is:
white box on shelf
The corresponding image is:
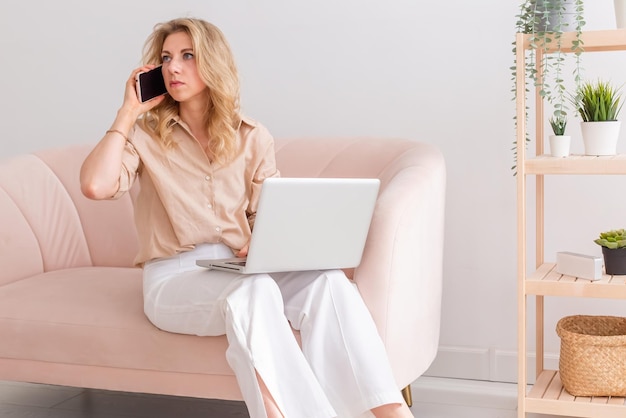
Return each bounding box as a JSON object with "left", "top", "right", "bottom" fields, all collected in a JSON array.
[{"left": 555, "top": 251, "right": 603, "bottom": 281}]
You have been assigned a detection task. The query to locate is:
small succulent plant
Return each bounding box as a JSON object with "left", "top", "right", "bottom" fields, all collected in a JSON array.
[
  {"left": 594, "top": 229, "right": 626, "bottom": 249},
  {"left": 549, "top": 115, "right": 567, "bottom": 136}
]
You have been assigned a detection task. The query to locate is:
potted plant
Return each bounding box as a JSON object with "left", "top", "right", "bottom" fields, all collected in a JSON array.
[
  {"left": 548, "top": 114, "right": 570, "bottom": 157},
  {"left": 571, "top": 79, "right": 623, "bottom": 155},
  {"left": 512, "top": 0, "right": 585, "bottom": 172},
  {"left": 595, "top": 229, "right": 626, "bottom": 275}
]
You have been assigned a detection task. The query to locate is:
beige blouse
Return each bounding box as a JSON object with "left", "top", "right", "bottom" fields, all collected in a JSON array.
[{"left": 112, "top": 115, "right": 280, "bottom": 266}]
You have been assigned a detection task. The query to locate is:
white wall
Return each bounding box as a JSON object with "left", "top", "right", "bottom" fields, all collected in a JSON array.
[{"left": 2, "top": 0, "right": 625, "bottom": 384}]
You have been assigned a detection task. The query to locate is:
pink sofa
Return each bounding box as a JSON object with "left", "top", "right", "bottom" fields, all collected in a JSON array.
[{"left": 0, "top": 137, "right": 445, "bottom": 405}]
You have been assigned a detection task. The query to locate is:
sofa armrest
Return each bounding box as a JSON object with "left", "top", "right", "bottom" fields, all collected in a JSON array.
[
  {"left": 275, "top": 137, "right": 446, "bottom": 387},
  {"left": 355, "top": 142, "right": 446, "bottom": 386}
]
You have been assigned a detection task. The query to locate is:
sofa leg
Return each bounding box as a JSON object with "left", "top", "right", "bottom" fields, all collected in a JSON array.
[{"left": 401, "top": 385, "right": 413, "bottom": 407}]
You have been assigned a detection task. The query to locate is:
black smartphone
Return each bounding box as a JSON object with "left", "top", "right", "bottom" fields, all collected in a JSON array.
[{"left": 136, "top": 66, "right": 167, "bottom": 103}]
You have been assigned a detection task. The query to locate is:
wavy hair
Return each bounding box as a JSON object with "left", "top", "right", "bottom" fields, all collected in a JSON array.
[{"left": 140, "top": 18, "right": 241, "bottom": 163}]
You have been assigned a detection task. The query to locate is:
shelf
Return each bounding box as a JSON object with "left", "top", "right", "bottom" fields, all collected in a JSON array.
[
  {"left": 524, "top": 154, "right": 626, "bottom": 175},
  {"left": 521, "top": 28, "right": 626, "bottom": 53},
  {"left": 526, "top": 263, "right": 626, "bottom": 299},
  {"left": 526, "top": 370, "right": 626, "bottom": 417},
  {"left": 517, "top": 27, "right": 626, "bottom": 418}
]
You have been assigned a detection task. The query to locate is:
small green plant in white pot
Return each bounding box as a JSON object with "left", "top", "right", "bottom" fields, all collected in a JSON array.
[
  {"left": 571, "top": 79, "right": 623, "bottom": 156},
  {"left": 549, "top": 114, "right": 570, "bottom": 157}
]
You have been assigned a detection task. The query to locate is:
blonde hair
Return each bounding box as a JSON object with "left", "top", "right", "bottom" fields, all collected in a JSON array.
[{"left": 141, "top": 18, "right": 241, "bottom": 163}]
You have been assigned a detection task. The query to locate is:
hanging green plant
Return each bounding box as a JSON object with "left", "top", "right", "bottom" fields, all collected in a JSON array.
[{"left": 511, "top": 0, "right": 585, "bottom": 174}]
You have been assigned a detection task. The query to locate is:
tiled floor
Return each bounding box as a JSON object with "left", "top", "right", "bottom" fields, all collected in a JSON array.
[
  {"left": 0, "top": 380, "right": 248, "bottom": 417},
  {"left": 0, "top": 377, "right": 575, "bottom": 417}
]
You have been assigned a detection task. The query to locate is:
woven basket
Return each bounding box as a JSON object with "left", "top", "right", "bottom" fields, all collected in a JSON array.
[{"left": 556, "top": 315, "right": 626, "bottom": 397}]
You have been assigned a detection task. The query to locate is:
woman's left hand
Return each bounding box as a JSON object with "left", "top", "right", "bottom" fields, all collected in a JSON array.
[{"left": 236, "top": 242, "right": 249, "bottom": 257}]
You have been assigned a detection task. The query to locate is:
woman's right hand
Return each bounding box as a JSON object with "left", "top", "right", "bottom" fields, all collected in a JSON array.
[
  {"left": 80, "top": 66, "right": 165, "bottom": 200},
  {"left": 120, "top": 65, "right": 166, "bottom": 119}
]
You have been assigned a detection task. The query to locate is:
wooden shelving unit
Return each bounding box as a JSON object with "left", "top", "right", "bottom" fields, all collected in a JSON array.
[
  {"left": 527, "top": 371, "right": 626, "bottom": 418},
  {"left": 527, "top": 263, "right": 626, "bottom": 298},
  {"left": 525, "top": 154, "right": 626, "bottom": 175},
  {"left": 516, "top": 29, "right": 626, "bottom": 418}
]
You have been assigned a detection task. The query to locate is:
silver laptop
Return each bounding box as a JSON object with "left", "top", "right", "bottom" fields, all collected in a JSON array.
[{"left": 195, "top": 177, "right": 380, "bottom": 274}]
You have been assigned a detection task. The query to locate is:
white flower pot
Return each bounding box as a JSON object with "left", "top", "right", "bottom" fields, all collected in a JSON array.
[
  {"left": 616, "top": 0, "right": 626, "bottom": 29},
  {"left": 549, "top": 135, "right": 571, "bottom": 157},
  {"left": 536, "top": 0, "right": 577, "bottom": 31},
  {"left": 580, "top": 121, "right": 621, "bottom": 156}
]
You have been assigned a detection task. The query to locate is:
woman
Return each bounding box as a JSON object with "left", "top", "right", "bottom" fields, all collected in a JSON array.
[{"left": 80, "top": 17, "right": 413, "bottom": 418}]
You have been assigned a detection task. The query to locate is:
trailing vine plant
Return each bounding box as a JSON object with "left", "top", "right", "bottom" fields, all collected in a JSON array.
[{"left": 511, "top": 0, "right": 585, "bottom": 174}]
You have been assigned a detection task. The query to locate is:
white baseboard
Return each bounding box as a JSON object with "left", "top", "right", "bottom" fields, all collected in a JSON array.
[
  {"left": 423, "top": 345, "right": 559, "bottom": 384},
  {"left": 411, "top": 376, "right": 518, "bottom": 411}
]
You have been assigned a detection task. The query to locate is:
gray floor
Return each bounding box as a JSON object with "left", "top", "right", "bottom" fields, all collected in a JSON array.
[
  {"left": 0, "top": 380, "right": 420, "bottom": 418},
  {"left": 0, "top": 378, "right": 572, "bottom": 417},
  {"left": 0, "top": 380, "right": 248, "bottom": 418}
]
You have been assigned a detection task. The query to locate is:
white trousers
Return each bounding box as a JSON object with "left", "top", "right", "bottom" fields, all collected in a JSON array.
[{"left": 143, "top": 243, "right": 403, "bottom": 418}]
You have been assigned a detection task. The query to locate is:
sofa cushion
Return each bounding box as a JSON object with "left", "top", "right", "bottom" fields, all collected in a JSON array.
[
  {"left": 0, "top": 186, "right": 43, "bottom": 286},
  {"left": 0, "top": 154, "right": 92, "bottom": 284},
  {"left": 34, "top": 146, "right": 140, "bottom": 268},
  {"left": 0, "top": 267, "right": 234, "bottom": 377}
]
